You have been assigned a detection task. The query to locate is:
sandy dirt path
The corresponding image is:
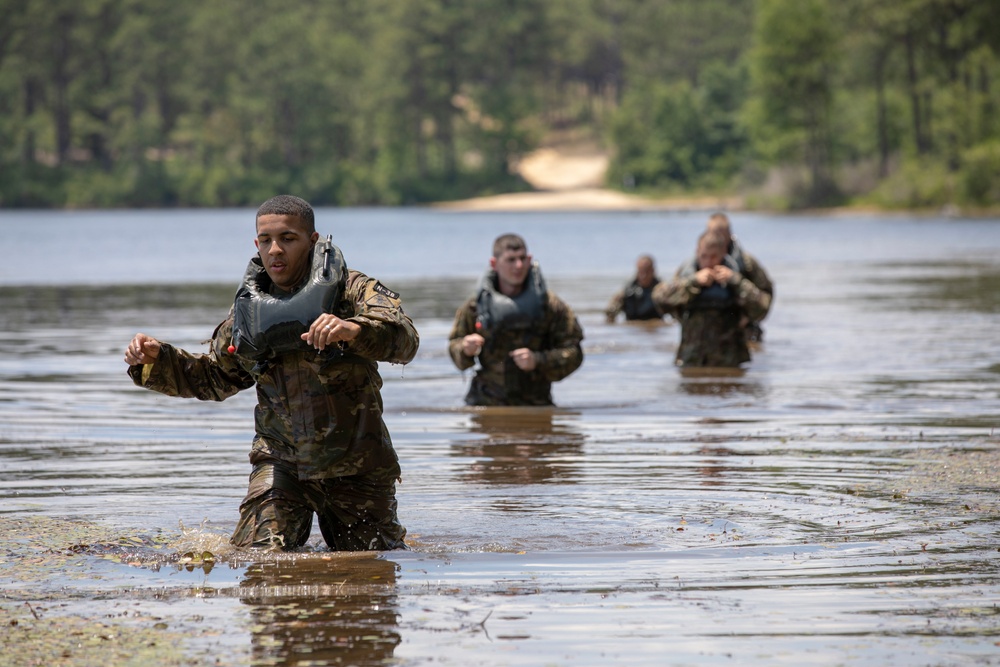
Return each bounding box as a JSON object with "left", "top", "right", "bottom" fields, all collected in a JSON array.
[{"left": 437, "top": 141, "right": 741, "bottom": 212}]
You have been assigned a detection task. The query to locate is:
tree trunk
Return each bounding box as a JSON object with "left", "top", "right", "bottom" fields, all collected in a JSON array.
[
  {"left": 874, "top": 50, "right": 889, "bottom": 178},
  {"left": 53, "top": 12, "right": 74, "bottom": 165},
  {"left": 905, "top": 32, "right": 927, "bottom": 155},
  {"left": 23, "top": 76, "right": 37, "bottom": 165}
]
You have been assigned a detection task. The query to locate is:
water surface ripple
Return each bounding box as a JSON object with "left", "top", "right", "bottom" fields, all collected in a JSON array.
[{"left": 1, "top": 210, "right": 998, "bottom": 666}]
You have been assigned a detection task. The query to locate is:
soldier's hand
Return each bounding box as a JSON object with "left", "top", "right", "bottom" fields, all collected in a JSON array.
[
  {"left": 509, "top": 347, "right": 538, "bottom": 372},
  {"left": 713, "top": 265, "right": 737, "bottom": 285},
  {"left": 303, "top": 314, "right": 361, "bottom": 351},
  {"left": 694, "top": 268, "right": 715, "bottom": 287},
  {"left": 462, "top": 333, "right": 485, "bottom": 357},
  {"left": 125, "top": 333, "right": 161, "bottom": 365}
]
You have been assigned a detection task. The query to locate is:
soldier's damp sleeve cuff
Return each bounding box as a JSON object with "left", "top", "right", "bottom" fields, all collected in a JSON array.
[
  {"left": 137, "top": 343, "right": 176, "bottom": 387},
  {"left": 343, "top": 319, "right": 370, "bottom": 347},
  {"left": 127, "top": 363, "right": 144, "bottom": 386},
  {"left": 127, "top": 343, "right": 173, "bottom": 388}
]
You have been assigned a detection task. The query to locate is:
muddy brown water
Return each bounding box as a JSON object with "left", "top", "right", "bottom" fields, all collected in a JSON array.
[{"left": 1, "top": 209, "right": 999, "bottom": 666}]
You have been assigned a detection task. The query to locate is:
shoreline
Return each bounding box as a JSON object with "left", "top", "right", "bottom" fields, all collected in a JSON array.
[
  {"left": 433, "top": 187, "right": 744, "bottom": 212},
  {"left": 431, "top": 188, "right": 1000, "bottom": 217}
]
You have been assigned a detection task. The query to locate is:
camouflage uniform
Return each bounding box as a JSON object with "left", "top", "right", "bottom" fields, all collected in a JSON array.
[
  {"left": 653, "top": 256, "right": 771, "bottom": 368},
  {"left": 447, "top": 268, "right": 583, "bottom": 406},
  {"left": 128, "top": 269, "right": 418, "bottom": 551},
  {"left": 728, "top": 237, "right": 774, "bottom": 342},
  {"left": 605, "top": 277, "right": 664, "bottom": 322}
]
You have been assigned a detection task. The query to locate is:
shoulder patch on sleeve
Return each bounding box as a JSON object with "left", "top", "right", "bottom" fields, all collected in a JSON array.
[{"left": 373, "top": 282, "right": 399, "bottom": 300}]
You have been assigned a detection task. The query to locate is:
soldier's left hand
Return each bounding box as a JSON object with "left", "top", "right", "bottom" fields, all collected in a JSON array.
[
  {"left": 509, "top": 347, "right": 538, "bottom": 372},
  {"left": 713, "top": 265, "right": 737, "bottom": 285},
  {"left": 303, "top": 314, "right": 361, "bottom": 350}
]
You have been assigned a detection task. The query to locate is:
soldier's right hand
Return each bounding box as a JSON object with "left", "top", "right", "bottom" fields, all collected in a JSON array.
[
  {"left": 125, "top": 333, "right": 161, "bottom": 365},
  {"left": 462, "top": 333, "right": 486, "bottom": 357},
  {"left": 694, "top": 267, "right": 716, "bottom": 287}
]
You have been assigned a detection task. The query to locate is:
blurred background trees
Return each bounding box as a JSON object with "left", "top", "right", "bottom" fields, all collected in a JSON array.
[{"left": 1, "top": 0, "right": 997, "bottom": 209}]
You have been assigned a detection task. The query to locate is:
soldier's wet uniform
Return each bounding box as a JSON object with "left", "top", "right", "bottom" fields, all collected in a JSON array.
[
  {"left": 128, "top": 268, "right": 418, "bottom": 551},
  {"left": 605, "top": 276, "right": 664, "bottom": 322},
  {"left": 654, "top": 256, "right": 771, "bottom": 368},
  {"left": 726, "top": 237, "right": 774, "bottom": 343},
  {"left": 448, "top": 265, "right": 583, "bottom": 406}
]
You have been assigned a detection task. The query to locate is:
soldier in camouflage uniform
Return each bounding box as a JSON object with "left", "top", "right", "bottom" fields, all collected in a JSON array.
[
  {"left": 448, "top": 233, "right": 583, "bottom": 406},
  {"left": 653, "top": 231, "right": 771, "bottom": 368},
  {"left": 124, "top": 195, "right": 418, "bottom": 552},
  {"left": 605, "top": 254, "right": 665, "bottom": 323},
  {"left": 707, "top": 212, "right": 774, "bottom": 342}
]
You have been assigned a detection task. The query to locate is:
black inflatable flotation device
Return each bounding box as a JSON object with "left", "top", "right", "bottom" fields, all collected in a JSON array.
[{"left": 231, "top": 235, "right": 345, "bottom": 360}]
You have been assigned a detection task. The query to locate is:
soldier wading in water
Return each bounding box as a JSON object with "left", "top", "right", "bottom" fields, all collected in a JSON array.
[
  {"left": 448, "top": 233, "right": 584, "bottom": 406},
  {"left": 124, "top": 195, "right": 418, "bottom": 551},
  {"left": 654, "top": 230, "right": 771, "bottom": 370}
]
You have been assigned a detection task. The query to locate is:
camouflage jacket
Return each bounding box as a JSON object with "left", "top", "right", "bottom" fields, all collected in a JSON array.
[
  {"left": 128, "top": 269, "right": 419, "bottom": 480},
  {"left": 605, "top": 277, "right": 663, "bottom": 322},
  {"left": 653, "top": 260, "right": 771, "bottom": 368},
  {"left": 447, "top": 274, "right": 583, "bottom": 406},
  {"left": 729, "top": 238, "right": 774, "bottom": 322}
]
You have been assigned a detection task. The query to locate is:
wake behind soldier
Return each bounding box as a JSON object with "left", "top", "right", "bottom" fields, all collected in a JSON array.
[
  {"left": 654, "top": 230, "right": 771, "bottom": 369},
  {"left": 448, "top": 233, "right": 584, "bottom": 406},
  {"left": 124, "top": 195, "right": 418, "bottom": 551}
]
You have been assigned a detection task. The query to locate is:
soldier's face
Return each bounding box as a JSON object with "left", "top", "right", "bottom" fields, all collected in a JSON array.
[
  {"left": 255, "top": 214, "right": 320, "bottom": 291},
  {"left": 491, "top": 248, "right": 532, "bottom": 294},
  {"left": 636, "top": 260, "right": 655, "bottom": 287},
  {"left": 697, "top": 245, "right": 724, "bottom": 269}
]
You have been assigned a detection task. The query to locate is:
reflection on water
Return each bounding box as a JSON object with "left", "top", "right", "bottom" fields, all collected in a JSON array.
[
  {"left": 677, "top": 372, "right": 769, "bottom": 400},
  {"left": 239, "top": 556, "right": 401, "bottom": 666},
  {"left": 2, "top": 211, "right": 1000, "bottom": 666},
  {"left": 452, "top": 408, "right": 585, "bottom": 485}
]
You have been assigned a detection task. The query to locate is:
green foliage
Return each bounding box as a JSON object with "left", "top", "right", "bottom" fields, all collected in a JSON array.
[
  {"left": 0, "top": 0, "right": 998, "bottom": 209},
  {"left": 748, "top": 0, "right": 841, "bottom": 206},
  {"left": 864, "top": 158, "right": 954, "bottom": 209},
  {"left": 608, "top": 60, "right": 749, "bottom": 191},
  {"left": 959, "top": 141, "right": 1000, "bottom": 206}
]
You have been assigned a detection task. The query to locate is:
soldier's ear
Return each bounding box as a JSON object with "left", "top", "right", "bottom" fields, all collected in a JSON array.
[{"left": 489, "top": 256, "right": 497, "bottom": 271}]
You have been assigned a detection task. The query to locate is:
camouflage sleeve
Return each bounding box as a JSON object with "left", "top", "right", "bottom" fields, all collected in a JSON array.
[
  {"left": 741, "top": 253, "right": 774, "bottom": 320},
  {"left": 536, "top": 293, "right": 584, "bottom": 382},
  {"left": 126, "top": 316, "right": 255, "bottom": 401},
  {"left": 446, "top": 297, "right": 478, "bottom": 371},
  {"left": 652, "top": 276, "right": 700, "bottom": 316},
  {"left": 733, "top": 276, "right": 772, "bottom": 323},
  {"left": 604, "top": 289, "right": 625, "bottom": 322},
  {"left": 340, "top": 270, "right": 419, "bottom": 365}
]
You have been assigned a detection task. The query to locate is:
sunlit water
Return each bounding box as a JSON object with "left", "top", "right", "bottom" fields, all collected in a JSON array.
[{"left": 1, "top": 209, "right": 999, "bottom": 665}]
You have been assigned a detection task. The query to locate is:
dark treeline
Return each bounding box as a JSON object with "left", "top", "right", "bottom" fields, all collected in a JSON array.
[{"left": 2, "top": 0, "right": 998, "bottom": 209}]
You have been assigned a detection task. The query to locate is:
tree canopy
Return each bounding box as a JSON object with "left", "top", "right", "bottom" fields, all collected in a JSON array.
[{"left": 1, "top": 0, "right": 998, "bottom": 209}]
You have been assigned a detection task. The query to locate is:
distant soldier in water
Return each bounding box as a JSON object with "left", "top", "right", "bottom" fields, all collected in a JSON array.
[
  {"left": 124, "top": 195, "right": 418, "bottom": 552},
  {"left": 707, "top": 212, "right": 774, "bottom": 343},
  {"left": 448, "top": 233, "right": 584, "bottom": 406},
  {"left": 654, "top": 231, "right": 771, "bottom": 369},
  {"left": 605, "top": 254, "right": 666, "bottom": 323}
]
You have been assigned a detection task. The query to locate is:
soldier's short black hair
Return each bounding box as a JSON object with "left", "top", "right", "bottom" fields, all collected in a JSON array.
[
  {"left": 492, "top": 233, "right": 527, "bottom": 258},
  {"left": 256, "top": 195, "right": 316, "bottom": 234}
]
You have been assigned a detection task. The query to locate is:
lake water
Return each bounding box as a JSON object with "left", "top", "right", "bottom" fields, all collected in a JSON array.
[{"left": 1, "top": 207, "right": 999, "bottom": 666}]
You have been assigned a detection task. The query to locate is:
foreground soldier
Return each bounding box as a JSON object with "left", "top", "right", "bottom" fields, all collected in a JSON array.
[
  {"left": 654, "top": 231, "right": 770, "bottom": 369},
  {"left": 124, "top": 195, "right": 418, "bottom": 551},
  {"left": 707, "top": 212, "right": 773, "bottom": 342},
  {"left": 605, "top": 254, "right": 664, "bottom": 322},
  {"left": 448, "top": 233, "right": 583, "bottom": 406}
]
